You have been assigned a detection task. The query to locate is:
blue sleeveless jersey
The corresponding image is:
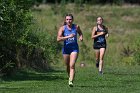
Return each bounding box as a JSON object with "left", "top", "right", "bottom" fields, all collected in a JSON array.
[
  {"left": 62, "top": 24, "right": 79, "bottom": 54},
  {"left": 63, "top": 24, "right": 78, "bottom": 46}
]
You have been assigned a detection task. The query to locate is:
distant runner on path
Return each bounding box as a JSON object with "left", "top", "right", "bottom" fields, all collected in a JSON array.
[{"left": 91, "top": 16, "right": 109, "bottom": 75}]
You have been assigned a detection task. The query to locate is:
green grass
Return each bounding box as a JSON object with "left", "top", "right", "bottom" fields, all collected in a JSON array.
[
  {"left": 0, "top": 65, "right": 140, "bottom": 93},
  {"left": 1, "top": 4, "right": 140, "bottom": 93},
  {"left": 32, "top": 4, "right": 140, "bottom": 66}
]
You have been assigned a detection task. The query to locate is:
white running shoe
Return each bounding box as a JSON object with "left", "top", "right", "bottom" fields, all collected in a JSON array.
[{"left": 69, "top": 80, "right": 73, "bottom": 87}]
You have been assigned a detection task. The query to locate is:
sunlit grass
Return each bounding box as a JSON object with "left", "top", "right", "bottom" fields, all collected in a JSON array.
[
  {"left": 1, "top": 4, "right": 140, "bottom": 93},
  {"left": 0, "top": 66, "right": 140, "bottom": 93},
  {"left": 31, "top": 4, "right": 140, "bottom": 66}
]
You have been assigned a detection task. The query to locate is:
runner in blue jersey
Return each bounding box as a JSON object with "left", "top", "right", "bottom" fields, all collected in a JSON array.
[
  {"left": 57, "top": 14, "right": 83, "bottom": 87},
  {"left": 91, "top": 16, "right": 109, "bottom": 75}
]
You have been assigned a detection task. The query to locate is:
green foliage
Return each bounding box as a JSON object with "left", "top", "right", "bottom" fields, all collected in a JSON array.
[
  {"left": 0, "top": 0, "right": 34, "bottom": 75},
  {"left": 112, "top": 0, "right": 124, "bottom": 5},
  {"left": 121, "top": 56, "right": 135, "bottom": 65},
  {"left": 33, "top": 28, "right": 62, "bottom": 64},
  {"left": 79, "top": 42, "right": 90, "bottom": 61},
  {"left": 33, "top": 0, "right": 140, "bottom": 5},
  {"left": 74, "top": 0, "right": 84, "bottom": 5},
  {"left": 134, "top": 39, "right": 140, "bottom": 65},
  {"left": 120, "top": 46, "right": 135, "bottom": 65},
  {"left": 134, "top": 52, "right": 140, "bottom": 65},
  {"left": 0, "top": 0, "right": 62, "bottom": 75}
]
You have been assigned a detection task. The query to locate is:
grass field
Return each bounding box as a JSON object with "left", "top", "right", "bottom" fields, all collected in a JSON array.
[
  {"left": 0, "top": 65, "right": 140, "bottom": 93},
  {"left": 32, "top": 4, "right": 140, "bottom": 66},
  {"left": 1, "top": 4, "right": 140, "bottom": 93}
]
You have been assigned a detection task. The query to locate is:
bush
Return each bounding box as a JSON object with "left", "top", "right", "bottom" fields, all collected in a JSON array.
[
  {"left": 0, "top": 0, "right": 61, "bottom": 76},
  {"left": 0, "top": 0, "right": 34, "bottom": 75}
]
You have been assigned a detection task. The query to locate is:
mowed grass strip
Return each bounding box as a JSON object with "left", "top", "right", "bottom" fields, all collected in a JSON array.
[{"left": 0, "top": 66, "right": 140, "bottom": 93}]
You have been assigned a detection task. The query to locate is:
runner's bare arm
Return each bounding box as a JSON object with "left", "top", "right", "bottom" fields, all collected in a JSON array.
[
  {"left": 105, "top": 27, "right": 109, "bottom": 38},
  {"left": 91, "top": 26, "right": 106, "bottom": 39},
  {"left": 76, "top": 25, "right": 83, "bottom": 41}
]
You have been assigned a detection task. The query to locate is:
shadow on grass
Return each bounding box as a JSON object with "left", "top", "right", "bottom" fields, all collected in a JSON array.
[
  {"left": 0, "top": 87, "right": 23, "bottom": 90},
  {"left": 105, "top": 67, "right": 140, "bottom": 76},
  {"left": 76, "top": 85, "right": 124, "bottom": 88},
  {"left": 105, "top": 71, "right": 140, "bottom": 76},
  {"left": 1, "top": 69, "right": 67, "bottom": 82}
]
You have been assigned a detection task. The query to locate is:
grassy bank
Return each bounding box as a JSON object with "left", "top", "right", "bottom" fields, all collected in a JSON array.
[{"left": 32, "top": 4, "right": 140, "bottom": 66}]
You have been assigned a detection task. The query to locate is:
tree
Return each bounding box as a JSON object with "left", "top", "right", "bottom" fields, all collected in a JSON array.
[{"left": 0, "top": 0, "right": 34, "bottom": 75}]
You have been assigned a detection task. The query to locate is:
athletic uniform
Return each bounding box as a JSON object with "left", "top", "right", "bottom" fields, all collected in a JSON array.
[
  {"left": 93, "top": 25, "right": 107, "bottom": 49},
  {"left": 62, "top": 24, "right": 79, "bottom": 54}
]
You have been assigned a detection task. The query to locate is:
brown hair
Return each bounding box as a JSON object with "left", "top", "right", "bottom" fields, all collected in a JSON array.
[
  {"left": 96, "top": 16, "right": 103, "bottom": 21},
  {"left": 63, "top": 13, "right": 74, "bottom": 25}
]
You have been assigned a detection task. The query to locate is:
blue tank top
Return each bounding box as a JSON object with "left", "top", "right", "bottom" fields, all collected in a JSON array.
[{"left": 63, "top": 24, "right": 78, "bottom": 46}]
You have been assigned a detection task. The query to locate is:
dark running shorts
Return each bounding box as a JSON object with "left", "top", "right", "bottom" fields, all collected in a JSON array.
[
  {"left": 62, "top": 46, "right": 79, "bottom": 55},
  {"left": 93, "top": 42, "right": 106, "bottom": 49}
]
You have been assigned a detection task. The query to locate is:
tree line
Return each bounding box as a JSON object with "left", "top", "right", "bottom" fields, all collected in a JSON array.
[{"left": 36, "top": 0, "right": 140, "bottom": 5}]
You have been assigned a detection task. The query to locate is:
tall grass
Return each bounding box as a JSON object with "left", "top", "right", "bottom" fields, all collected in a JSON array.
[{"left": 32, "top": 4, "right": 140, "bottom": 66}]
